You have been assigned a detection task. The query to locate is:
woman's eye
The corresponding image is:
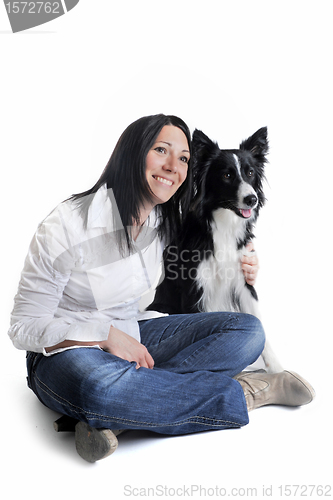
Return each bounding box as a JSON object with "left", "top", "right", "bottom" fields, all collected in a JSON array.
[
  {"left": 180, "top": 156, "right": 189, "bottom": 163},
  {"left": 155, "top": 146, "right": 166, "bottom": 154}
]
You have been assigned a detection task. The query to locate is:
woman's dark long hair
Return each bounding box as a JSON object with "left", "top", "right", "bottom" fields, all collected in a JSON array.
[{"left": 70, "top": 114, "right": 193, "bottom": 252}]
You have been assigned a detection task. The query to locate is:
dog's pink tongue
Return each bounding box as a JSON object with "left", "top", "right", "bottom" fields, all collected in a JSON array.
[{"left": 241, "top": 209, "right": 252, "bottom": 218}]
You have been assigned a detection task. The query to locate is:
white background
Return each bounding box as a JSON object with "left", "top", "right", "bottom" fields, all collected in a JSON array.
[{"left": 1, "top": 1, "right": 332, "bottom": 498}]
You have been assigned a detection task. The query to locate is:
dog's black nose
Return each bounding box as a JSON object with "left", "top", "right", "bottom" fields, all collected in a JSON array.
[{"left": 244, "top": 195, "right": 257, "bottom": 208}]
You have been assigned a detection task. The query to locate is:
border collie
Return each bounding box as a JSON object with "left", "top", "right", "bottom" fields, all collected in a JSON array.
[{"left": 148, "top": 127, "right": 283, "bottom": 373}]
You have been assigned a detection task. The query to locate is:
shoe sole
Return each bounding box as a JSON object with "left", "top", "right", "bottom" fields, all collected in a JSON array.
[{"left": 75, "top": 422, "right": 119, "bottom": 463}]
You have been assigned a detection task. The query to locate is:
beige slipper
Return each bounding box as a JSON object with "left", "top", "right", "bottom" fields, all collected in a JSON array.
[{"left": 234, "top": 370, "right": 315, "bottom": 411}]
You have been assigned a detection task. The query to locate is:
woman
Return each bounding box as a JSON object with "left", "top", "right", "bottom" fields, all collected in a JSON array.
[{"left": 8, "top": 114, "right": 314, "bottom": 462}]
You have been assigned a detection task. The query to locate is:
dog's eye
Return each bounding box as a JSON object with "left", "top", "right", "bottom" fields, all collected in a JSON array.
[
  {"left": 224, "top": 173, "right": 231, "bottom": 179},
  {"left": 248, "top": 169, "right": 254, "bottom": 177}
]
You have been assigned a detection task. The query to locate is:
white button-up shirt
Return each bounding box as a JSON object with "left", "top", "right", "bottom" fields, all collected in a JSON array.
[{"left": 8, "top": 185, "right": 166, "bottom": 355}]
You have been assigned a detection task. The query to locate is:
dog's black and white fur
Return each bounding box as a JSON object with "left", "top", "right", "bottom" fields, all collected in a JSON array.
[{"left": 148, "top": 127, "right": 283, "bottom": 373}]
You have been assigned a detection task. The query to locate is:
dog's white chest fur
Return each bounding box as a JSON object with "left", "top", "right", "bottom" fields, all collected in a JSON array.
[
  {"left": 196, "top": 208, "right": 283, "bottom": 373},
  {"left": 196, "top": 208, "right": 259, "bottom": 317}
]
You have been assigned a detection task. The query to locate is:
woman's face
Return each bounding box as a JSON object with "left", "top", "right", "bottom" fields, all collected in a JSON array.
[{"left": 145, "top": 125, "right": 190, "bottom": 207}]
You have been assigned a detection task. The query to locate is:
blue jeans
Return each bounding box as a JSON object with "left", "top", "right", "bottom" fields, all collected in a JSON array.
[{"left": 26, "top": 312, "right": 265, "bottom": 435}]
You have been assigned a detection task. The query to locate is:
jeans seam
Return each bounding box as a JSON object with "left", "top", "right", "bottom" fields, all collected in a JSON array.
[{"left": 34, "top": 374, "right": 243, "bottom": 429}]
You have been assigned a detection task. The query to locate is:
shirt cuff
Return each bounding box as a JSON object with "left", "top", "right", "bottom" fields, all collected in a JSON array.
[
  {"left": 64, "top": 321, "right": 111, "bottom": 342},
  {"left": 42, "top": 344, "right": 103, "bottom": 357}
]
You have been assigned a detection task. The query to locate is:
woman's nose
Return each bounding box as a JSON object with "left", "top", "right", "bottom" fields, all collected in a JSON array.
[{"left": 163, "top": 154, "right": 178, "bottom": 173}]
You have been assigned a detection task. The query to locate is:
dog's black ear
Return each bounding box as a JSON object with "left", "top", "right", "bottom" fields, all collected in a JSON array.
[
  {"left": 192, "top": 129, "right": 220, "bottom": 176},
  {"left": 240, "top": 127, "right": 269, "bottom": 160},
  {"left": 190, "top": 130, "right": 220, "bottom": 215},
  {"left": 192, "top": 129, "right": 219, "bottom": 156}
]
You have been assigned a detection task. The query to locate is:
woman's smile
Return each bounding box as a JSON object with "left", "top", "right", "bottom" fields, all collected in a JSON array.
[{"left": 152, "top": 175, "right": 174, "bottom": 187}]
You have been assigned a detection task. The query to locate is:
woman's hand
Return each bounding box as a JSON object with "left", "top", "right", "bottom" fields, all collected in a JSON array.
[
  {"left": 100, "top": 326, "right": 155, "bottom": 370},
  {"left": 241, "top": 241, "right": 259, "bottom": 286}
]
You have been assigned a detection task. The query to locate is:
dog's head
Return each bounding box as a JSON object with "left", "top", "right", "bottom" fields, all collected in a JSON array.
[{"left": 191, "top": 127, "right": 269, "bottom": 221}]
